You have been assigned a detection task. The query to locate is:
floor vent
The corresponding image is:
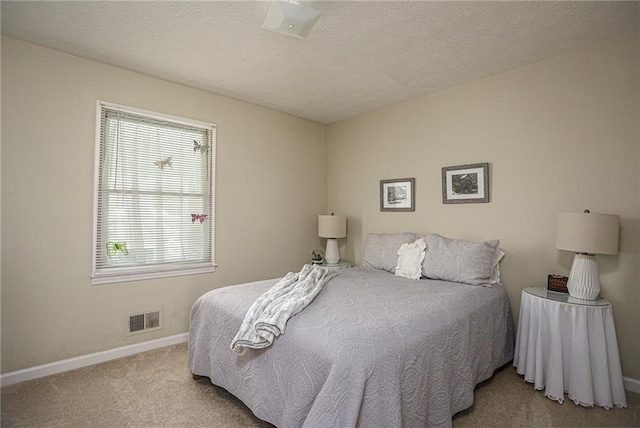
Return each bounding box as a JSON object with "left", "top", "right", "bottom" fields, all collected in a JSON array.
[{"left": 127, "top": 309, "right": 163, "bottom": 336}]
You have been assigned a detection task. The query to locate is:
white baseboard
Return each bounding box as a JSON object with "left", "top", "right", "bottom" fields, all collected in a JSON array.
[
  {"left": 0, "top": 333, "right": 189, "bottom": 388},
  {"left": 624, "top": 376, "right": 640, "bottom": 394}
]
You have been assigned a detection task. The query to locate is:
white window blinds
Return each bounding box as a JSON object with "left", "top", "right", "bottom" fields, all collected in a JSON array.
[{"left": 92, "top": 101, "right": 216, "bottom": 284}]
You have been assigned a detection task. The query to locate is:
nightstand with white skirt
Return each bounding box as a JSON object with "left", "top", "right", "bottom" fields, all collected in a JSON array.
[
  {"left": 513, "top": 287, "right": 626, "bottom": 409},
  {"left": 319, "top": 262, "right": 351, "bottom": 271}
]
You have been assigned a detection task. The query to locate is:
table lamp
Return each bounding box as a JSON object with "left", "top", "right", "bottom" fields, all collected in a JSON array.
[
  {"left": 318, "top": 213, "right": 347, "bottom": 265},
  {"left": 556, "top": 210, "right": 620, "bottom": 300}
]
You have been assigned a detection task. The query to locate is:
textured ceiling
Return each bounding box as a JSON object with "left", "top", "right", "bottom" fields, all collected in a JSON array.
[{"left": 1, "top": 1, "right": 638, "bottom": 124}]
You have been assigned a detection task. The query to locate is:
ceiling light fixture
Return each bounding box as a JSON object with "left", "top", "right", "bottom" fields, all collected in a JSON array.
[{"left": 262, "top": 1, "right": 321, "bottom": 39}]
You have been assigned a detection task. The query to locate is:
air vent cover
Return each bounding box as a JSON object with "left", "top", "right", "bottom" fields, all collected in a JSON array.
[{"left": 127, "top": 309, "right": 163, "bottom": 336}]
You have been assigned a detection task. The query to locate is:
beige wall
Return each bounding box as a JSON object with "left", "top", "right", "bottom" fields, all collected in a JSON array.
[
  {"left": 2, "top": 31, "right": 639, "bottom": 382},
  {"left": 0, "top": 37, "right": 326, "bottom": 373},
  {"left": 326, "top": 32, "right": 640, "bottom": 379}
]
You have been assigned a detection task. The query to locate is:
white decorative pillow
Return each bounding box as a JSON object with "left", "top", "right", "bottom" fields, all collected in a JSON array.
[
  {"left": 362, "top": 233, "right": 419, "bottom": 273},
  {"left": 422, "top": 233, "right": 500, "bottom": 286},
  {"left": 490, "top": 249, "right": 505, "bottom": 284},
  {"left": 394, "top": 239, "right": 427, "bottom": 280}
]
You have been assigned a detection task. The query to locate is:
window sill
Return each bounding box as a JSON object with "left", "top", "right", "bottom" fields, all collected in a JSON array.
[{"left": 91, "top": 264, "right": 216, "bottom": 285}]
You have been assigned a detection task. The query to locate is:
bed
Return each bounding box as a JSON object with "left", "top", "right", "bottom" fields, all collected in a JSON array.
[{"left": 188, "top": 233, "right": 514, "bottom": 427}]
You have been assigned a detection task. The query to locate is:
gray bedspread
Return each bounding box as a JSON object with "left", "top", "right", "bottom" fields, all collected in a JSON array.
[{"left": 188, "top": 267, "right": 514, "bottom": 428}]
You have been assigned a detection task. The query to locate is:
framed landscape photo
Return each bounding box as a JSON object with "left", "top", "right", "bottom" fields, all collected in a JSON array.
[
  {"left": 380, "top": 178, "right": 415, "bottom": 212},
  {"left": 442, "top": 163, "right": 489, "bottom": 204}
]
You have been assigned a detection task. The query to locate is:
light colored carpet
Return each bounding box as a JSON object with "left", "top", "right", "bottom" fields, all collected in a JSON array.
[{"left": 1, "top": 343, "right": 638, "bottom": 427}]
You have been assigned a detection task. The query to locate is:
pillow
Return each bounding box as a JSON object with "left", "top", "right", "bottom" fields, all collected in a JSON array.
[
  {"left": 490, "top": 248, "right": 505, "bottom": 284},
  {"left": 362, "top": 233, "right": 419, "bottom": 273},
  {"left": 422, "top": 233, "right": 500, "bottom": 286},
  {"left": 394, "top": 238, "right": 427, "bottom": 280}
]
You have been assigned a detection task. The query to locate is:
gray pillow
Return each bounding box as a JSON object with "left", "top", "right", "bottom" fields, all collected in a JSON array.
[
  {"left": 422, "top": 233, "right": 499, "bottom": 286},
  {"left": 362, "top": 233, "right": 419, "bottom": 273}
]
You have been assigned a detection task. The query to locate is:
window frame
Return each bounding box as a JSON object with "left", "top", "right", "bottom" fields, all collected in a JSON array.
[{"left": 91, "top": 101, "right": 216, "bottom": 285}]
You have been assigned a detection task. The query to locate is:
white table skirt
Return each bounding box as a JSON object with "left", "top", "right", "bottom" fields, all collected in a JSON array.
[{"left": 513, "top": 289, "right": 627, "bottom": 409}]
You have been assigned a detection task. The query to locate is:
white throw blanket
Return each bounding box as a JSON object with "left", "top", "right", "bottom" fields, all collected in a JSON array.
[{"left": 231, "top": 264, "right": 337, "bottom": 355}]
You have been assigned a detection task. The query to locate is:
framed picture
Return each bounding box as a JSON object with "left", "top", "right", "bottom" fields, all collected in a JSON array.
[
  {"left": 380, "top": 178, "right": 415, "bottom": 212},
  {"left": 442, "top": 163, "right": 489, "bottom": 204}
]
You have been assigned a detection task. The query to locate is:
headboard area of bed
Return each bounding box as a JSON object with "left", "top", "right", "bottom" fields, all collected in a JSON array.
[{"left": 361, "top": 232, "right": 504, "bottom": 286}]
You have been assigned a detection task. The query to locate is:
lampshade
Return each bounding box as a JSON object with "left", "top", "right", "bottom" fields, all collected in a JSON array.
[
  {"left": 556, "top": 212, "right": 620, "bottom": 255},
  {"left": 318, "top": 214, "right": 347, "bottom": 239},
  {"left": 556, "top": 210, "right": 620, "bottom": 301},
  {"left": 262, "top": 1, "right": 321, "bottom": 39}
]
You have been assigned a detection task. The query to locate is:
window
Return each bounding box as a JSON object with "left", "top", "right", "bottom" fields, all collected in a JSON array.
[{"left": 92, "top": 101, "right": 216, "bottom": 285}]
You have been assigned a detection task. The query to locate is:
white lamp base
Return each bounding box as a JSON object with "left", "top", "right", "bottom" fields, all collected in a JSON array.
[
  {"left": 567, "top": 253, "right": 601, "bottom": 300},
  {"left": 324, "top": 238, "right": 340, "bottom": 264}
]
